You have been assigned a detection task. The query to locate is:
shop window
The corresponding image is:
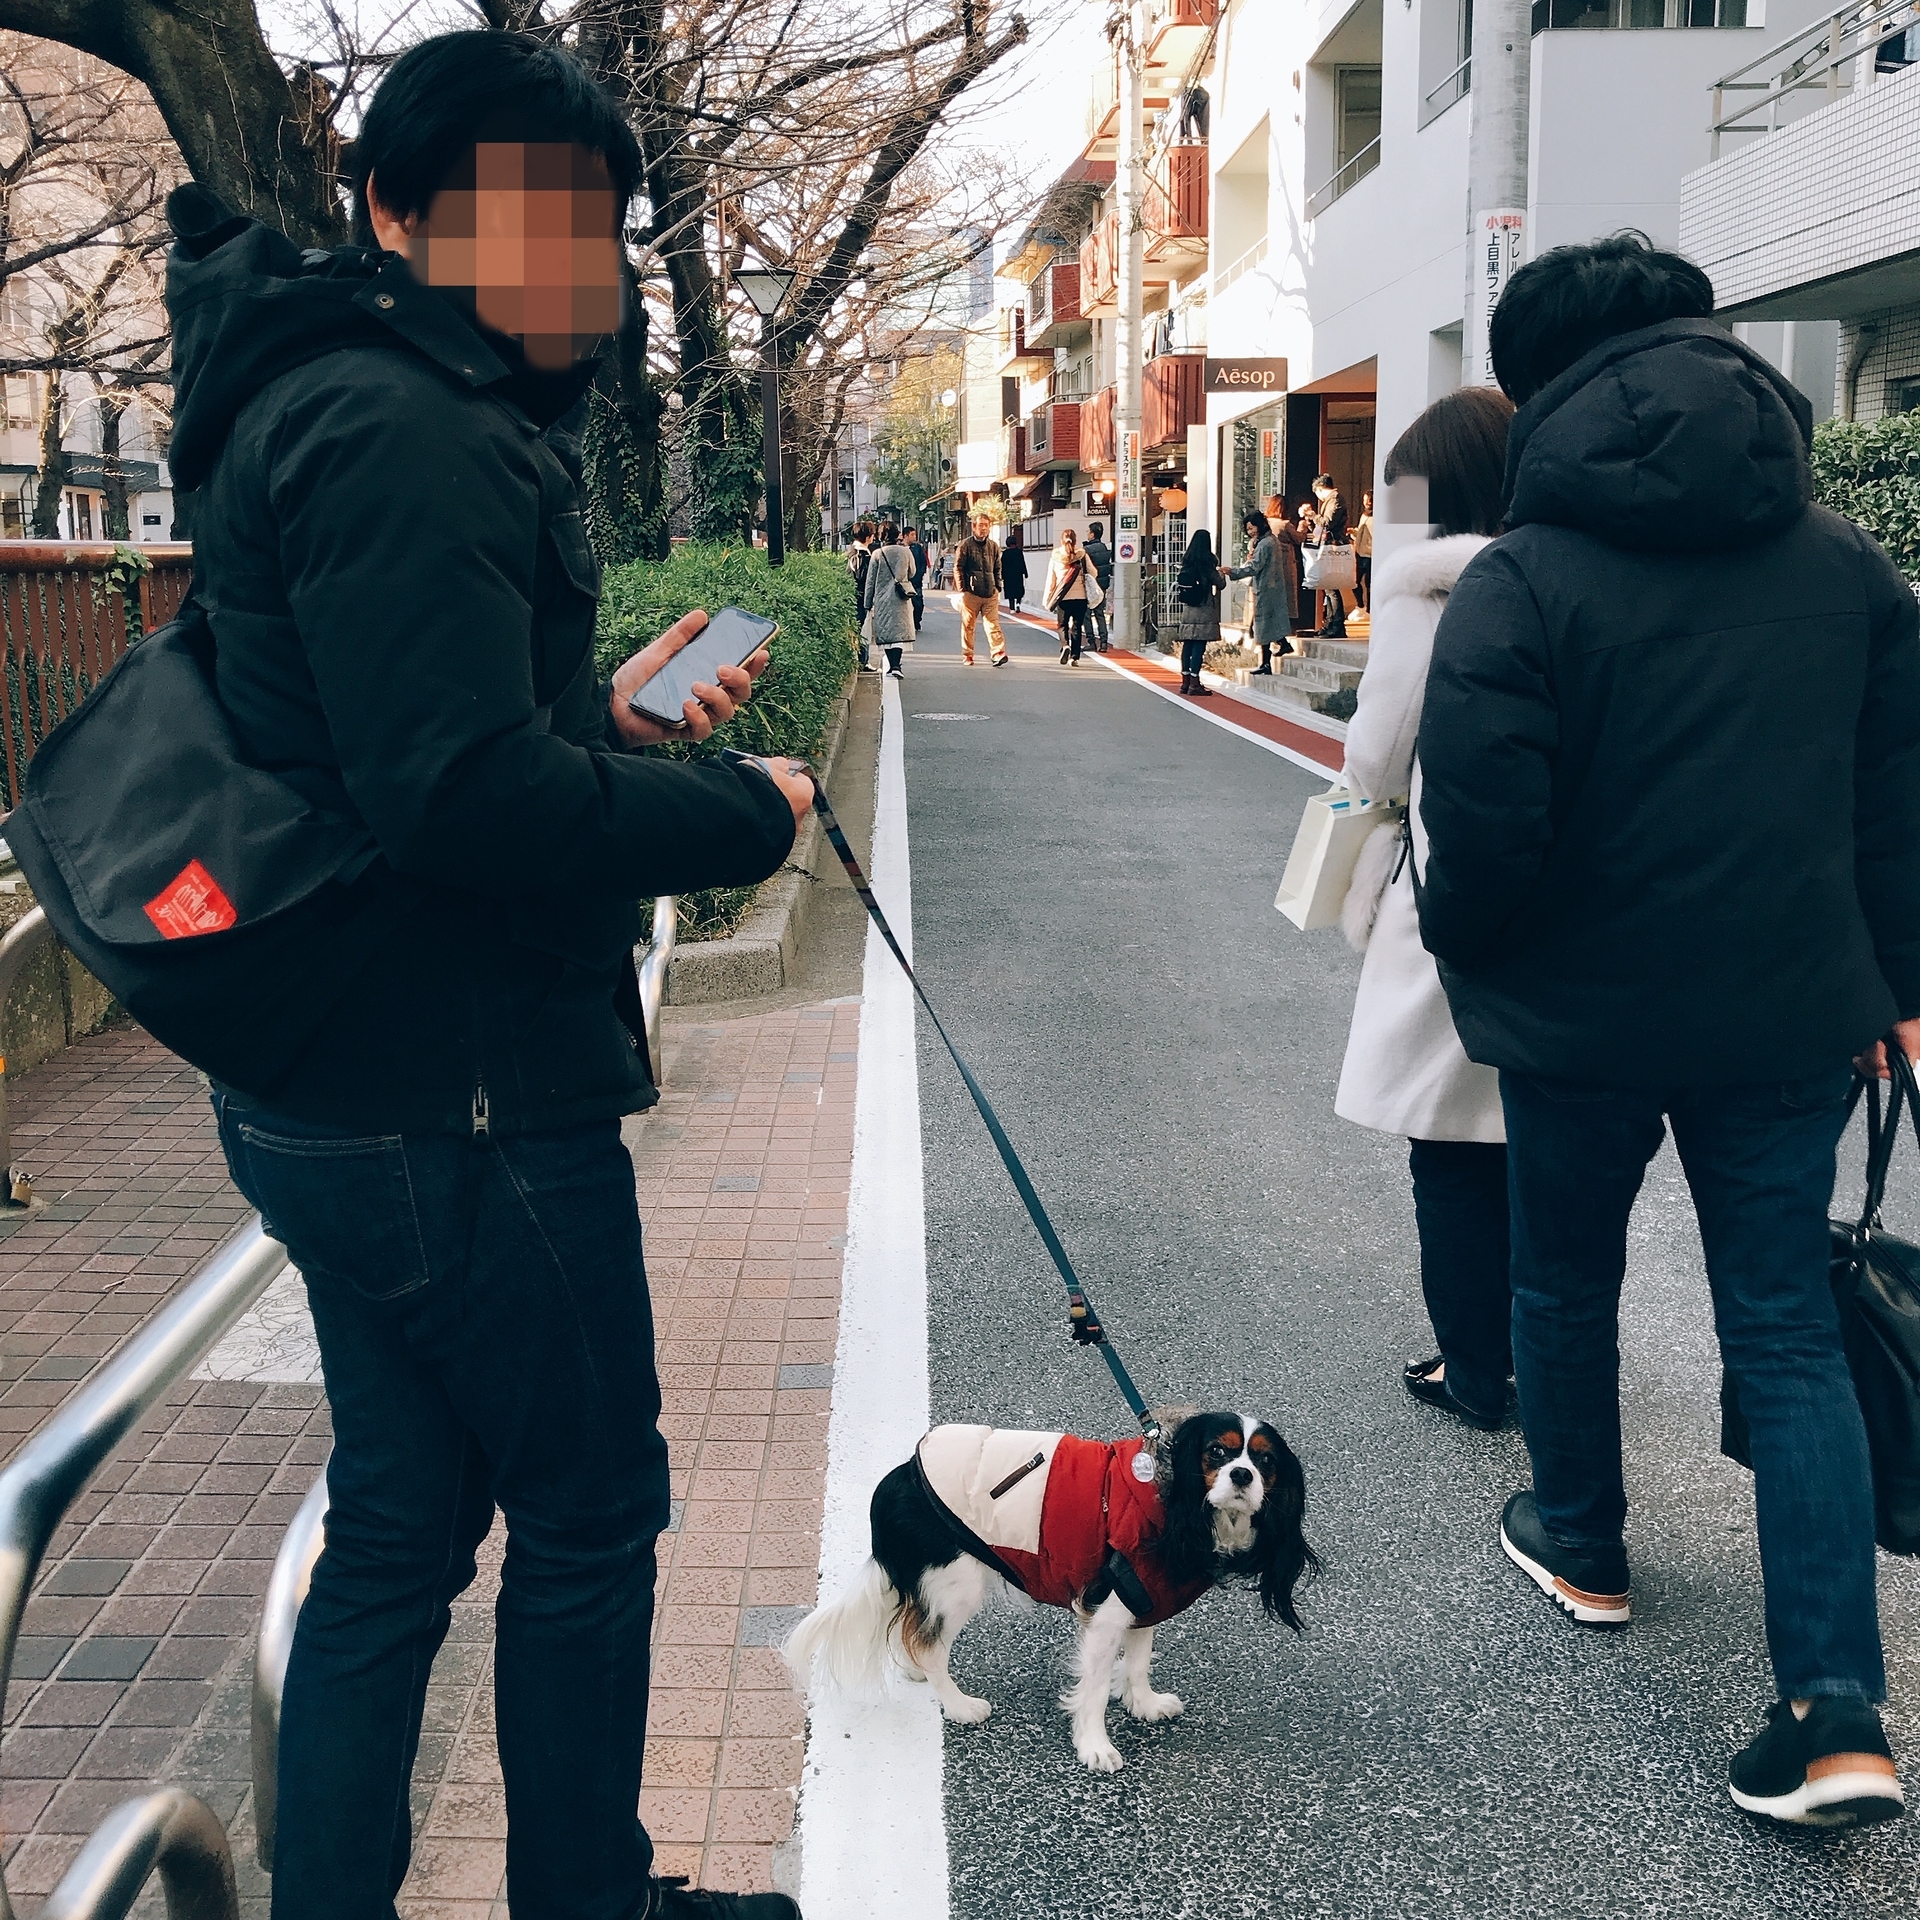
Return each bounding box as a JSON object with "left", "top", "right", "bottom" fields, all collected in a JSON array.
[{"left": 1531, "top": 0, "right": 1745, "bottom": 27}]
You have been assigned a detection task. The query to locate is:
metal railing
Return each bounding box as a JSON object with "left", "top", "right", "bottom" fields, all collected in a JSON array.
[
  {"left": 0, "top": 1222, "right": 289, "bottom": 1918},
  {"left": 0, "top": 906, "right": 55, "bottom": 1198},
  {"left": 1211, "top": 234, "right": 1271, "bottom": 297},
  {"left": 251, "top": 1471, "right": 329, "bottom": 1872},
  {"left": 1306, "top": 138, "right": 1382, "bottom": 219},
  {"left": 638, "top": 895, "right": 677, "bottom": 1080},
  {"left": 1709, "top": 0, "right": 1920, "bottom": 155},
  {"left": 1422, "top": 55, "right": 1471, "bottom": 125}
]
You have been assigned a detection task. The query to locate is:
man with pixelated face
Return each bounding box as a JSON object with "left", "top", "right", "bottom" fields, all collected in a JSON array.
[{"left": 164, "top": 27, "right": 811, "bottom": 1920}]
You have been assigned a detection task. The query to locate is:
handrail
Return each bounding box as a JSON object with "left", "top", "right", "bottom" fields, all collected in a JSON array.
[
  {"left": 638, "top": 895, "right": 677, "bottom": 1082},
  {"left": 251, "top": 1468, "right": 330, "bottom": 1873},
  {"left": 40, "top": 1788, "right": 239, "bottom": 1920},
  {"left": 1708, "top": 0, "right": 1919, "bottom": 155},
  {"left": 1423, "top": 54, "right": 1471, "bottom": 117},
  {"left": 0, "top": 906, "right": 56, "bottom": 1196},
  {"left": 0, "top": 1220, "right": 288, "bottom": 1919},
  {"left": 1211, "top": 234, "right": 1270, "bottom": 296},
  {"left": 1305, "top": 138, "right": 1382, "bottom": 219}
]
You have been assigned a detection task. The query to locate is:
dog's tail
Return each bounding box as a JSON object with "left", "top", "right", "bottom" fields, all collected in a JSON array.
[{"left": 783, "top": 1557, "right": 898, "bottom": 1699}]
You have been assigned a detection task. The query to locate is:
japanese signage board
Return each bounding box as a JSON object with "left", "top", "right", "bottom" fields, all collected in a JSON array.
[
  {"left": 1467, "top": 210, "right": 1524, "bottom": 388},
  {"left": 1122, "top": 430, "right": 1141, "bottom": 504},
  {"left": 1203, "top": 358, "right": 1289, "bottom": 394}
]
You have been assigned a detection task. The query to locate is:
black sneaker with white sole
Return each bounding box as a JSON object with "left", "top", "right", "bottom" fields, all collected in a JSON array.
[
  {"left": 1499, "top": 1489, "right": 1630, "bottom": 1627},
  {"left": 1730, "top": 1697, "right": 1905, "bottom": 1830},
  {"left": 650, "top": 1875, "right": 802, "bottom": 1920}
]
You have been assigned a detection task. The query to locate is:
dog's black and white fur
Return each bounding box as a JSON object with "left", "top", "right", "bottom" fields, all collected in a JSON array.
[{"left": 786, "top": 1411, "right": 1315, "bottom": 1770}]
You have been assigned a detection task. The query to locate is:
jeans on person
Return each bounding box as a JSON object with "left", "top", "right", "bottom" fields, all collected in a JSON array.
[
  {"left": 214, "top": 1099, "right": 671, "bottom": 1919},
  {"left": 1179, "top": 636, "right": 1206, "bottom": 677},
  {"left": 1499, "top": 1068, "right": 1884, "bottom": 1702},
  {"left": 885, "top": 646, "right": 903, "bottom": 674},
  {"left": 1407, "top": 1138, "right": 1511, "bottom": 1422},
  {"left": 1057, "top": 602, "right": 1090, "bottom": 659},
  {"left": 1089, "top": 595, "right": 1110, "bottom": 649},
  {"left": 959, "top": 591, "right": 1007, "bottom": 663}
]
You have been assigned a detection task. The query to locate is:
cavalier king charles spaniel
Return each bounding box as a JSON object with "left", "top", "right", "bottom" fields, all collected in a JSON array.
[{"left": 785, "top": 1409, "right": 1314, "bottom": 1771}]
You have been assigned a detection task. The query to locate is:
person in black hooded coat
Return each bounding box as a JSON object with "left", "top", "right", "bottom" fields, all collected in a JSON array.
[{"left": 1417, "top": 233, "right": 1920, "bottom": 1831}]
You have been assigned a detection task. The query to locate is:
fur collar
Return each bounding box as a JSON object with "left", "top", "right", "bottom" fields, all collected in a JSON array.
[{"left": 1370, "top": 533, "right": 1491, "bottom": 606}]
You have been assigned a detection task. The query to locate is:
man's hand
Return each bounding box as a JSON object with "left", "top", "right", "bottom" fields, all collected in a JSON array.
[
  {"left": 1855, "top": 1015, "right": 1920, "bottom": 1079},
  {"left": 609, "top": 609, "right": 772, "bottom": 748},
  {"left": 750, "top": 757, "right": 816, "bottom": 827}
]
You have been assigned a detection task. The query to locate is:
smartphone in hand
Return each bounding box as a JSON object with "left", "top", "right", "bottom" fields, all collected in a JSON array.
[{"left": 627, "top": 606, "right": 779, "bottom": 730}]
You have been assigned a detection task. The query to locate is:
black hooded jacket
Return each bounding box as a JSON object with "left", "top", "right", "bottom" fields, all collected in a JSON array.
[
  {"left": 164, "top": 187, "right": 795, "bottom": 1132},
  {"left": 1416, "top": 317, "right": 1920, "bottom": 1087}
]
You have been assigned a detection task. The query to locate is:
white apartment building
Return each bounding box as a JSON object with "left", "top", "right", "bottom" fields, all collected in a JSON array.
[{"left": 976, "top": 0, "right": 1861, "bottom": 653}]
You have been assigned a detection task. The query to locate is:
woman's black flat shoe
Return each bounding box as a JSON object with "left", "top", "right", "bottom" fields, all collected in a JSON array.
[
  {"left": 1404, "top": 1354, "right": 1444, "bottom": 1383},
  {"left": 1403, "top": 1364, "right": 1505, "bottom": 1431}
]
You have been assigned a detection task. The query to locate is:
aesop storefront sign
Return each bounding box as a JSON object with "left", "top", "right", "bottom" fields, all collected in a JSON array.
[{"left": 1203, "top": 357, "right": 1289, "bottom": 393}]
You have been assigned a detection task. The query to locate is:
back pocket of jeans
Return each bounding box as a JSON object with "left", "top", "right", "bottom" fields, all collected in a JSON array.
[{"left": 235, "top": 1124, "right": 430, "bottom": 1301}]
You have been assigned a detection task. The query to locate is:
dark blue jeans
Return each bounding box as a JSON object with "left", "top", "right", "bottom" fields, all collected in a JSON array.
[
  {"left": 1407, "top": 1138, "right": 1511, "bottom": 1421},
  {"left": 1179, "top": 637, "right": 1206, "bottom": 676},
  {"left": 215, "top": 1100, "right": 670, "bottom": 1920},
  {"left": 1499, "top": 1068, "right": 1884, "bottom": 1703}
]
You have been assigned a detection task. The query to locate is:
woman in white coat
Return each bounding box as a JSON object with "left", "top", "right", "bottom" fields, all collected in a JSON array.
[{"left": 1334, "top": 387, "right": 1517, "bottom": 1430}]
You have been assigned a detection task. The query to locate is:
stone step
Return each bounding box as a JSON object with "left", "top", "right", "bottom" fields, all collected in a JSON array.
[
  {"left": 1303, "top": 638, "right": 1370, "bottom": 669},
  {"left": 1277, "top": 657, "right": 1365, "bottom": 693},
  {"left": 1232, "top": 668, "right": 1351, "bottom": 716}
]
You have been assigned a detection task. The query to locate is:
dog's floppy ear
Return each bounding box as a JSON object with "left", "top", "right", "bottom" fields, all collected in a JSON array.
[
  {"left": 1155, "top": 1412, "right": 1218, "bottom": 1589},
  {"left": 1250, "top": 1432, "right": 1318, "bottom": 1631}
]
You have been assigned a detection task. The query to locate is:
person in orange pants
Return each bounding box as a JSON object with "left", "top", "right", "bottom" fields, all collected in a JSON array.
[{"left": 955, "top": 510, "right": 1011, "bottom": 666}]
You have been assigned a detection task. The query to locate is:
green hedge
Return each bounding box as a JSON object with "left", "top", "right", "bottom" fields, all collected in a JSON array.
[
  {"left": 595, "top": 542, "right": 859, "bottom": 941},
  {"left": 1812, "top": 412, "right": 1920, "bottom": 583}
]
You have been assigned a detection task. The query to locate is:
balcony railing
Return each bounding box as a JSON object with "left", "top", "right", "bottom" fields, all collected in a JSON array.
[
  {"left": 1003, "top": 421, "right": 1035, "bottom": 478},
  {"left": 1027, "top": 400, "right": 1084, "bottom": 468},
  {"left": 1082, "top": 386, "right": 1117, "bottom": 470},
  {"left": 1211, "top": 233, "right": 1270, "bottom": 297},
  {"left": 1145, "top": 144, "right": 1209, "bottom": 259},
  {"left": 1080, "top": 214, "right": 1120, "bottom": 314},
  {"left": 1085, "top": 55, "right": 1120, "bottom": 152},
  {"left": 1143, "top": 353, "right": 1205, "bottom": 450},
  {"left": 1026, "top": 261, "right": 1083, "bottom": 346},
  {"left": 1421, "top": 55, "right": 1470, "bottom": 127},
  {"left": 999, "top": 304, "right": 1047, "bottom": 367},
  {"left": 1305, "top": 137, "right": 1381, "bottom": 219},
  {"left": 1708, "top": 0, "right": 1919, "bottom": 156}
]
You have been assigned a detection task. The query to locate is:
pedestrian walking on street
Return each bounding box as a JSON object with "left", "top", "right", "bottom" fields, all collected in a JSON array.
[
  {"left": 1269, "top": 495, "right": 1311, "bottom": 636},
  {"left": 956, "top": 510, "right": 1010, "bottom": 666},
  {"left": 1354, "top": 490, "right": 1374, "bottom": 609},
  {"left": 1333, "top": 387, "right": 1516, "bottom": 1433},
  {"left": 846, "top": 519, "right": 874, "bottom": 670},
  {"left": 162, "top": 30, "right": 812, "bottom": 1920},
  {"left": 1084, "top": 520, "right": 1115, "bottom": 651},
  {"left": 905, "top": 523, "right": 929, "bottom": 634},
  {"left": 1002, "top": 533, "right": 1030, "bottom": 613},
  {"left": 1045, "top": 527, "right": 1096, "bottom": 664},
  {"left": 1173, "top": 530, "right": 1226, "bottom": 695},
  {"left": 1419, "top": 231, "right": 1920, "bottom": 1828},
  {"left": 1227, "top": 508, "right": 1295, "bottom": 674},
  {"left": 863, "top": 520, "right": 917, "bottom": 678}
]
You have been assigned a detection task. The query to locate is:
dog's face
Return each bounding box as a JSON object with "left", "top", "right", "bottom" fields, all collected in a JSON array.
[{"left": 1158, "top": 1411, "right": 1316, "bottom": 1630}]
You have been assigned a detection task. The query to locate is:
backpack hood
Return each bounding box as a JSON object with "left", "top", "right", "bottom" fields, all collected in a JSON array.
[{"left": 1503, "top": 317, "right": 1813, "bottom": 553}]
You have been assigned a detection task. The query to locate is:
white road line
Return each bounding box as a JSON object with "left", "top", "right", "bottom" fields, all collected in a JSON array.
[
  {"left": 1083, "top": 647, "right": 1338, "bottom": 776},
  {"left": 797, "top": 674, "right": 948, "bottom": 1920}
]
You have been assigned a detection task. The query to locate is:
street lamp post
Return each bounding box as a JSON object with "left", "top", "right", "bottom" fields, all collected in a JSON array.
[{"left": 736, "top": 265, "right": 797, "bottom": 565}]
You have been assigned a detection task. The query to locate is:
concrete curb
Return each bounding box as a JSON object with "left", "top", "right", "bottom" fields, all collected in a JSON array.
[{"left": 662, "top": 676, "right": 857, "bottom": 1005}]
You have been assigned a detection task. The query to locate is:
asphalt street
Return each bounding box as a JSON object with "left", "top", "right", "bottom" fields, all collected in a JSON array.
[{"left": 890, "top": 600, "right": 1920, "bottom": 1919}]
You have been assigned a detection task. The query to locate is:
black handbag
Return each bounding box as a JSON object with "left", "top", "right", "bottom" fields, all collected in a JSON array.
[{"left": 1719, "top": 1051, "right": 1920, "bottom": 1556}]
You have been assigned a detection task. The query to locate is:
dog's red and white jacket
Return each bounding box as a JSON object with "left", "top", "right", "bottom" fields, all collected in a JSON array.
[{"left": 915, "top": 1424, "right": 1208, "bottom": 1625}]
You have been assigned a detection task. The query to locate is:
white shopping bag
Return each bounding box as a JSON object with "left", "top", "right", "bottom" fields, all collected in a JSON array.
[
  {"left": 1302, "top": 544, "right": 1357, "bottom": 591},
  {"left": 1275, "top": 785, "right": 1402, "bottom": 931}
]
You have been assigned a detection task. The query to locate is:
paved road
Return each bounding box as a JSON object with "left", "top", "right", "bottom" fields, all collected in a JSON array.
[{"left": 889, "top": 602, "right": 1920, "bottom": 1918}]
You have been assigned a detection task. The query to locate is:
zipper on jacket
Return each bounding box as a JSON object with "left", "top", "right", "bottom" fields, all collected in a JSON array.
[{"left": 472, "top": 1079, "right": 491, "bottom": 1138}]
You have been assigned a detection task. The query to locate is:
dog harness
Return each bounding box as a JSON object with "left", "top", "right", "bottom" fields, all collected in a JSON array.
[{"left": 914, "top": 1425, "right": 1210, "bottom": 1627}]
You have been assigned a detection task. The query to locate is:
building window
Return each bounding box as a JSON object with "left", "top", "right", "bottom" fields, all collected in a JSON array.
[
  {"left": 1336, "top": 67, "right": 1382, "bottom": 173},
  {"left": 1532, "top": 0, "right": 1746, "bottom": 27},
  {"left": 1886, "top": 376, "right": 1920, "bottom": 416}
]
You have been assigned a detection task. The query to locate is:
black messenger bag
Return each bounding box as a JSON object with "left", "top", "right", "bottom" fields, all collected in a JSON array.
[
  {"left": 4, "top": 600, "right": 380, "bottom": 1090},
  {"left": 1720, "top": 1051, "right": 1920, "bottom": 1557}
]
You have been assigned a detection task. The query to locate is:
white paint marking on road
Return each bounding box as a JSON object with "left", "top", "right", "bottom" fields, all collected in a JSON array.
[
  {"left": 798, "top": 673, "right": 948, "bottom": 1920},
  {"left": 1083, "top": 647, "right": 1337, "bottom": 776}
]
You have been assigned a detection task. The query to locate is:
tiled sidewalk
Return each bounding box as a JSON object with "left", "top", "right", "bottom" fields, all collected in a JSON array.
[{"left": 0, "top": 1003, "right": 855, "bottom": 1914}]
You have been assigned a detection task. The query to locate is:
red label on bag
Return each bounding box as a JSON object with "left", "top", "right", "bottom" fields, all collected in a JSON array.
[{"left": 144, "top": 860, "right": 237, "bottom": 939}]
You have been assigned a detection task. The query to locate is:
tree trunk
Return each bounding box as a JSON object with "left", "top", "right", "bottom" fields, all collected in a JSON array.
[
  {"left": 100, "top": 389, "right": 131, "bottom": 539},
  {"left": 582, "top": 277, "right": 670, "bottom": 566},
  {"left": 30, "top": 373, "right": 65, "bottom": 537},
  {"left": 0, "top": 0, "right": 344, "bottom": 245}
]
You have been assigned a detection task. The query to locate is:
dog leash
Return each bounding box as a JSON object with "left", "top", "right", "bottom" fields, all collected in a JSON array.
[{"left": 733, "top": 751, "right": 1161, "bottom": 1446}]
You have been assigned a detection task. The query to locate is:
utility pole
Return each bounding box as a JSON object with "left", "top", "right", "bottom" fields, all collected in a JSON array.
[
  {"left": 1461, "top": 0, "right": 1532, "bottom": 391},
  {"left": 1113, "top": 0, "right": 1146, "bottom": 647}
]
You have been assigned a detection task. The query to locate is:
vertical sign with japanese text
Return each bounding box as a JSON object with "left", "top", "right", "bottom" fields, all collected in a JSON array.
[{"left": 1468, "top": 209, "right": 1524, "bottom": 389}]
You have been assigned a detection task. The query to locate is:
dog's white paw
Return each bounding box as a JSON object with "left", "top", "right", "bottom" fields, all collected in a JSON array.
[
  {"left": 1125, "top": 1689, "right": 1184, "bottom": 1723},
  {"left": 1075, "top": 1732, "right": 1125, "bottom": 1772},
  {"left": 942, "top": 1694, "right": 992, "bottom": 1724}
]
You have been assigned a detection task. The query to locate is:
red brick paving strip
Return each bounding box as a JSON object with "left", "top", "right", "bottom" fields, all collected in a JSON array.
[{"left": 0, "top": 1005, "right": 855, "bottom": 1914}]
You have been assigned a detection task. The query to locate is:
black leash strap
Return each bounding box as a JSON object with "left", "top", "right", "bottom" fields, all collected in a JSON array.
[{"left": 747, "top": 754, "right": 1159, "bottom": 1443}]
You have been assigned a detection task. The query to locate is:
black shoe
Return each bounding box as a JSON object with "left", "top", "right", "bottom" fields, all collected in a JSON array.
[
  {"left": 650, "top": 1876, "right": 802, "bottom": 1919},
  {"left": 1403, "top": 1361, "right": 1504, "bottom": 1431},
  {"left": 1499, "top": 1489, "right": 1630, "bottom": 1628},
  {"left": 1059, "top": 647, "right": 1070, "bottom": 664},
  {"left": 991, "top": 655, "right": 1009, "bottom": 666},
  {"left": 1251, "top": 665, "right": 1273, "bottom": 676},
  {"left": 1730, "top": 1698, "right": 1905, "bottom": 1829}
]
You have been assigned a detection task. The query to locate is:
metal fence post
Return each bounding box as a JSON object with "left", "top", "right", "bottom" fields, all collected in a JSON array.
[
  {"left": 251, "top": 1469, "right": 330, "bottom": 1873},
  {"left": 39, "top": 1788, "right": 240, "bottom": 1920},
  {"left": 0, "top": 907, "right": 57, "bottom": 1205},
  {"left": 638, "top": 895, "right": 678, "bottom": 1086}
]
